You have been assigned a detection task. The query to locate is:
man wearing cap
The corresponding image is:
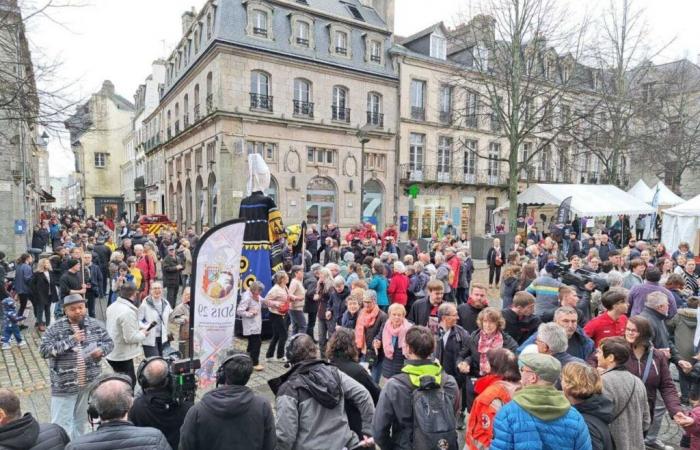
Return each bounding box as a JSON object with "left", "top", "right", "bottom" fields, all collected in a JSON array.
[
  {"left": 490, "top": 353, "right": 592, "bottom": 450},
  {"left": 525, "top": 262, "right": 563, "bottom": 319},
  {"left": 162, "top": 245, "right": 183, "bottom": 308},
  {"left": 39, "top": 293, "right": 114, "bottom": 439}
]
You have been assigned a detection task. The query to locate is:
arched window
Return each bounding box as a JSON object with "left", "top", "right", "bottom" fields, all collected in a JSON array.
[
  {"left": 168, "top": 183, "right": 175, "bottom": 219},
  {"left": 306, "top": 177, "right": 336, "bottom": 226},
  {"left": 332, "top": 86, "right": 349, "bottom": 122},
  {"left": 185, "top": 179, "right": 193, "bottom": 227},
  {"left": 367, "top": 92, "right": 382, "bottom": 126},
  {"left": 250, "top": 71, "right": 271, "bottom": 110},
  {"left": 206, "top": 13, "right": 212, "bottom": 39},
  {"left": 208, "top": 173, "right": 218, "bottom": 226},
  {"left": 266, "top": 176, "right": 278, "bottom": 204},
  {"left": 293, "top": 78, "right": 312, "bottom": 117},
  {"left": 194, "top": 84, "right": 200, "bottom": 120},
  {"left": 174, "top": 102, "right": 180, "bottom": 133},
  {"left": 206, "top": 72, "right": 213, "bottom": 113},
  {"left": 176, "top": 181, "right": 183, "bottom": 229},
  {"left": 183, "top": 94, "right": 189, "bottom": 126},
  {"left": 195, "top": 176, "right": 205, "bottom": 232}
]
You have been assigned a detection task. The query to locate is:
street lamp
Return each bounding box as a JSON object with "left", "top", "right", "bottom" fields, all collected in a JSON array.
[{"left": 356, "top": 126, "right": 372, "bottom": 224}]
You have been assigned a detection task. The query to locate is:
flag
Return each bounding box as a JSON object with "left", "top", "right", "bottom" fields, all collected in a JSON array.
[
  {"left": 646, "top": 186, "right": 661, "bottom": 240},
  {"left": 555, "top": 196, "right": 572, "bottom": 225},
  {"left": 189, "top": 218, "right": 246, "bottom": 387}
]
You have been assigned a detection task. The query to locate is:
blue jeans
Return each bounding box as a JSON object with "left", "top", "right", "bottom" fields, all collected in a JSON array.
[
  {"left": 289, "top": 310, "right": 307, "bottom": 335},
  {"left": 51, "top": 386, "right": 90, "bottom": 440},
  {"left": 2, "top": 323, "right": 22, "bottom": 344}
]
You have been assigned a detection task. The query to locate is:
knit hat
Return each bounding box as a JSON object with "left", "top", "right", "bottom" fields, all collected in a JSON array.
[
  {"left": 67, "top": 259, "right": 80, "bottom": 269},
  {"left": 62, "top": 294, "right": 86, "bottom": 307},
  {"left": 518, "top": 353, "right": 561, "bottom": 383},
  {"left": 545, "top": 261, "right": 558, "bottom": 274}
]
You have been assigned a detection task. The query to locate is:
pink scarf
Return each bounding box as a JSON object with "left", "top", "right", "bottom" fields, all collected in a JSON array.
[
  {"left": 477, "top": 330, "right": 504, "bottom": 375},
  {"left": 382, "top": 318, "right": 411, "bottom": 360}
]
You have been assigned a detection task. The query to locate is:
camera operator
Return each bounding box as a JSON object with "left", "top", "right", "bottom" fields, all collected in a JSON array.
[{"left": 128, "top": 357, "right": 192, "bottom": 450}]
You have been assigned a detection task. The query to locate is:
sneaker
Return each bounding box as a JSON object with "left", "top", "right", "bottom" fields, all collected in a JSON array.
[
  {"left": 253, "top": 365, "right": 264, "bottom": 371},
  {"left": 277, "top": 356, "right": 288, "bottom": 363},
  {"left": 1, "top": 343, "right": 10, "bottom": 350},
  {"left": 645, "top": 439, "right": 674, "bottom": 450},
  {"left": 17, "top": 341, "right": 27, "bottom": 347}
]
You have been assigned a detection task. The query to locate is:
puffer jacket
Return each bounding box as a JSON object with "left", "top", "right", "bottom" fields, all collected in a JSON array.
[
  {"left": 0, "top": 413, "right": 69, "bottom": 450},
  {"left": 490, "top": 385, "right": 592, "bottom": 450},
  {"left": 572, "top": 394, "right": 614, "bottom": 450},
  {"left": 105, "top": 297, "right": 145, "bottom": 361},
  {"left": 465, "top": 376, "right": 518, "bottom": 450},
  {"left": 269, "top": 359, "right": 374, "bottom": 450},
  {"left": 668, "top": 307, "right": 697, "bottom": 361},
  {"left": 39, "top": 316, "right": 114, "bottom": 396},
  {"left": 65, "top": 420, "right": 170, "bottom": 450}
]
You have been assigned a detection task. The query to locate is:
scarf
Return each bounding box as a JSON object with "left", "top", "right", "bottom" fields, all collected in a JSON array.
[
  {"left": 355, "top": 306, "right": 380, "bottom": 352},
  {"left": 382, "top": 318, "right": 411, "bottom": 360},
  {"left": 467, "top": 297, "right": 488, "bottom": 308},
  {"left": 477, "top": 331, "right": 504, "bottom": 376}
]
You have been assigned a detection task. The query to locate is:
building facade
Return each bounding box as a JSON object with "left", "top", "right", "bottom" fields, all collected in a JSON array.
[
  {"left": 64, "top": 81, "right": 134, "bottom": 219},
  {"left": 145, "top": 0, "right": 397, "bottom": 233}
]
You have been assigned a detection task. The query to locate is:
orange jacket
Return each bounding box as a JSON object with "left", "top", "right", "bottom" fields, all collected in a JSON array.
[{"left": 465, "top": 376, "right": 514, "bottom": 450}]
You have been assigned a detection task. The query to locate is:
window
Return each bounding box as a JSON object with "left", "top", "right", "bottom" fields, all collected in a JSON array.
[
  {"left": 430, "top": 33, "right": 446, "bottom": 60},
  {"left": 94, "top": 152, "right": 107, "bottom": 168},
  {"left": 488, "top": 143, "right": 501, "bottom": 180},
  {"left": 367, "top": 92, "right": 382, "bottom": 127},
  {"left": 466, "top": 90, "right": 479, "bottom": 128},
  {"left": 490, "top": 96, "right": 501, "bottom": 131},
  {"left": 370, "top": 40, "right": 382, "bottom": 63},
  {"left": 206, "top": 72, "right": 213, "bottom": 112},
  {"left": 206, "top": 13, "right": 212, "bottom": 39},
  {"left": 307, "top": 147, "right": 336, "bottom": 165},
  {"left": 247, "top": 141, "right": 277, "bottom": 161},
  {"left": 410, "top": 80, "right": 425, "bottom": 120},
  {"left": 332, "top": 86, "right": 349, "bottom": 122},
  {"left": 296, "top": 21, "right": 310, "bottom": 47},
  {"left": 439, "top": 85, "right": 452, "bottom": 123},
  {"left": 194, "top": 84, "right": 200, "bottom": 120},
  {"left": 253, "top": 10, "right": 268, "bottom": 36},
  {"left": 437, "top": 136, "right": 452, "bottom": 181},
  {"left": 409, "top": 133, "right": 425, "bottom": 176},
  {"left": 473, "top": 45, "right": 489, "bottom": 71},
  {"left": 293, "top": 79, "right": 313, "bottom": 117},
  {"left": 347, "top": 5, "right": 364, "bottom": 21},
  {"left": 485, "top": 197, "right": 498, "bottom": 233},
  {"left": 335, "top": 30, "right": 348, "bottom": 55},
  {"left": 463, "top": 140, "right": 477, "bottom": 178},
  {"left": 642, "top": 82, "right": 655, "bottom": 104},
  {"left": 250, "top": 71, "right": 272, "bottom": 110},
  {"left": 520, "top": 142, "right": 532, "bottom": 179},
  {"left": 183, "top": 94, "right": 189, "bottom": 127}
]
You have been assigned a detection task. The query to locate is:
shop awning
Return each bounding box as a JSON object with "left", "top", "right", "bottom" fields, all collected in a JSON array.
[
  {"left": 517, "top": 184, "right": 656, "bottom": 217},
  {"left": 39, "top": 189, "right": 56, "bottom": 203}
]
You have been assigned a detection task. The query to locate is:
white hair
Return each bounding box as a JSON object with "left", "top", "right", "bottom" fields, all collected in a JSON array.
[{"left": 537, "top": 322, "right": 568, "bottom": 354}]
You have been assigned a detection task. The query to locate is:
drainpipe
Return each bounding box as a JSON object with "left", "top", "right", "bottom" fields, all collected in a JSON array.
[{"left": 393, "top": 55, "right": 402, "bottom": 234}]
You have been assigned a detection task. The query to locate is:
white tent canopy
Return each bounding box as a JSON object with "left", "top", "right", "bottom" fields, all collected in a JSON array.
[
  {"left": 627, "top": 179, "right": 653, "bottom": 203},
  {"left": 650, "top": 181, "right": 685, "bottom": 207},
  {"left": 518, "top": 184, "right": 656, "bottom": 217},
  {"left": 661, "top": 194, "right": 700, "bottom": 252}
]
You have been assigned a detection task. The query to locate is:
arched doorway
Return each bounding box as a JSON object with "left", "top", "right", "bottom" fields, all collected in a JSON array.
[
  {"left": 176, "top": 181, "right": 183, "bottom": 230},
  {"left": 362, "top": 179, "right": 384, "bottom": 229},
  {"left": 195, "top": 176, "right": 204, "bottom": 233},
  {"left": 208, "top": 173, "right": 218, "bottom": 226},
  {"left": 185, "top": 179, "right": 193, "bottom": 228},
  {"left": 266, "top": 175, "right": 278, "bottom": 205},
  {"left": 306, "top": 176, "right": 336, "bottom": 226}
]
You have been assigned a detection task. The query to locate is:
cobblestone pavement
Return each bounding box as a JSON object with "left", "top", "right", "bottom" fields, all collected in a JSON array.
[{"left": 0, "top": 261, "right": 685, "bottom": 448}]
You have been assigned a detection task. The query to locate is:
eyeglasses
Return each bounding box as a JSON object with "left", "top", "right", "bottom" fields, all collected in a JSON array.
[{"left": 624, "top": 328, "right": 638, "bottom": 334}]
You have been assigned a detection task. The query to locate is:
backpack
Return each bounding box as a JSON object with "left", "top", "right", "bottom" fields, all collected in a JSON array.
[{"left": 398, "top": 373, "right": 458, "bottom": 450}]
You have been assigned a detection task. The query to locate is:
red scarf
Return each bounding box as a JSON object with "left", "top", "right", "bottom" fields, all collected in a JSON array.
[
  {"left": 477, "top": 331, "right": 503, "bottom": 376},
  {"left": 355, "top": 306, "right": 380, "bottom": 352}
]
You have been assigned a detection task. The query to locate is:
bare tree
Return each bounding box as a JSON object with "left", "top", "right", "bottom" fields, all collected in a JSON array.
[{"left": 448, "top": 0, "right": 591, "bottom": 230}]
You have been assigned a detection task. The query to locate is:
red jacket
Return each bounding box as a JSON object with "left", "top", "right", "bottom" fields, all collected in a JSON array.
[
  {"left": 135, "top": 254, "right": 156, "bottom": 284},
  {"left": 583, "top": 312, "right": 627, "bottom": 346},
  {"left": 381, "top": 228, "right": 398, "bottom": 248},
  {"left": 465, "top": 375, "right": 514, "bottom": 450},
  {"left": 447, "top": 255, "right": 461, "bottom": 289},
  {"left": 387, "top": 273, "right": 409, "bottom": 306}
]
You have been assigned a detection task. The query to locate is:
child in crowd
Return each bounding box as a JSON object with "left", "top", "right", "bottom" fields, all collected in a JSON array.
[{"left": 2, "top": 297, "right": 26, "bottom": 350}]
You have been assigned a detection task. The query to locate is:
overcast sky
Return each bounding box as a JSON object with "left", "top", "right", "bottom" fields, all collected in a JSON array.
[{"left": 25, "top": 0, "right": 700, "bottom": 177}]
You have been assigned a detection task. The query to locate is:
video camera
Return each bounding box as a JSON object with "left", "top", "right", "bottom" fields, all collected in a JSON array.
[
  {"left": 161, "top": 348, "right": 201, "bottom": 405},
  {"left": 550, "top": 261, "right": 609, "bottom": 293}
]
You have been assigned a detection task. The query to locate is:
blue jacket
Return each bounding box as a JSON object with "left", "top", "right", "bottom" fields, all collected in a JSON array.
[
  {"left": 368, "top": 275, "right": 389, "bottom": 306},
  {"left": 518, "top": 327, "right": 594, "bottom": 361},
  {"left": 491, "top": 389, "right": 592, "bottom": 450},
  {"left": 14, "top": 263, "right": 33, "bottom": 295}
]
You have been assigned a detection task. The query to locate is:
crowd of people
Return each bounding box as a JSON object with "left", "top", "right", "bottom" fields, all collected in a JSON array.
[{"left": 3, "top": 210, "right": 700, "bottom": 450}]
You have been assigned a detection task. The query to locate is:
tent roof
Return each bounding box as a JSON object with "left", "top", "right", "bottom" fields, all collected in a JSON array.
[
  {"left": 663, "top": 194, "right": 700, "bottom": 217},
  {"left": 518, "top": 184, "right": 656, "bottom": 217},
  {"left": 627, "top": 179, "right": 653, "bottom": 202},
  {"left": 651, "top": 181, "right": 685, "bottom": 206}
]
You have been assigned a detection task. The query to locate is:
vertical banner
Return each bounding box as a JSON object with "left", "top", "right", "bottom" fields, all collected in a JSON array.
[
  {"left": 555, "top": 196, "right": 572, "bottom": 225},
  {"left": 189, "top": 219, "right": 246, "bottom": 387},
  {"left": 645, "top": 186, "right": 661, "bottom": 241}
]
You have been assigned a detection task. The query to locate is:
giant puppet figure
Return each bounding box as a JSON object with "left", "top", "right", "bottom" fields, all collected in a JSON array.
[{"left": 238, "top": 154, "right": 286, "bottom": 295}]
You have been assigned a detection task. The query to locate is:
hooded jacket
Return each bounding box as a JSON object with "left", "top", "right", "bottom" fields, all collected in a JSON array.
[
  {"left": 372, "top": 360, "right": 459, "bottom": 450},
  {"left": 667, "top": 307, "right": 697, "bottom": 361},
  {"left": 490, "top": 385, "right": 592, "bottom": 450},
  {"left": 128, "top": 388, "right": 193, "bottom": 450},
  {"left": 0, "top": 413, "right": 69, "bottom": 450},
  {"left": 179, "top": 384, "right": 275, "bottom": 450},
  {"left": 270, "top": 359, "right": 374, "bottom": 450},
  {"left": 65, "top": 420, "right": 169, "bottom": 450},
  {"left": 572, "top": 394, "right": 614, "bottom": 450}
]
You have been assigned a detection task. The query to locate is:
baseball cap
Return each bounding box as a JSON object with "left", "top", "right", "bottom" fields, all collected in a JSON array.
[
  {"left": 310, "top": 263, "right": 321, "bottom": 272},
  {"left": 545, "top": 261, "right": 558, "bottom": 274},
  {"left": 519, "top": 353, "right": 561, "bottom": 383}
]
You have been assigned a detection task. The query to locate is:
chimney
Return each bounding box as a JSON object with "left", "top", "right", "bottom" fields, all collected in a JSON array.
[
  {"left": 100, "top": 80, "right": 115, "bottom": 97},
  {"left": 372, "top": 0, "right": 395, "bottom": 33},
  {"left": 182, "top": 7, "right": 196, "bottom": 34}
]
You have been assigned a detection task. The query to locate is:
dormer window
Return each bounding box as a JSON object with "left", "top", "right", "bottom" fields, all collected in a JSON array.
[
  {"left": 430, "top": 33, "right": 446, "bottom": 60},
  {"left": 335, "top": 31, "right": 348, "bottom": 55},
  {"left": 246, "top": 3, "right": 274, "bottom": 40},
  {"left": 253, "top": 10, "right": 268, "bottom": 36},
  {"left": 370, "top": 40, "right": 382, "bottom": 63},
  {"left": 296, "top": 21, "right": 310, "bottom": 46}
]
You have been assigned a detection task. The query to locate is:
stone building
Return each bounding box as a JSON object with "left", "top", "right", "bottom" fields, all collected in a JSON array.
[
  {"left": 0, "top": 0, "right": 46, "bottom": 257},
  {"left": 64, "top": 81, "right": 134, "bottom": 219},
  {"left": 144, "top": 0, "right": 397, "bottom": 233}
]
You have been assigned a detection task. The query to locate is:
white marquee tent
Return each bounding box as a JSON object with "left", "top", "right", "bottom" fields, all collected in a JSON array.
[
  {"left": 661, "top": 194, "right": 700, "bottom": 253},
  {"left": 627, "top": 179, "right": 653, "bottom": 203},
  {"left": 627, "top": 179, "right": 685, "bottom": 207},
  {"left": 518, "top": 184, "right": 656, "bottom": 217}
]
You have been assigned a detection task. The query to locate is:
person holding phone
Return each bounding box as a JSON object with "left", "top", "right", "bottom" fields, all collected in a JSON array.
[{"left": 139, "top": 282, "right": 173, "bottom": 357}]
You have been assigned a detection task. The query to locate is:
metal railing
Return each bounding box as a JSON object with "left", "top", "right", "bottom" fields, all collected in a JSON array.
[
  {"left": 331, "top": 106, "right": 350, "bottom": 122},
  {"left": 398, "top": 164, "right": 509, "bottom": 186},
  {"left": 296, "top": 37, "right": 309, "bottom": 46},
  {"left": 253, "top": 27, "right": 268, "bottom": 37},
  {"left": 249, "top": 93, "right": 273, "bottom": 111},
  {"left": 174, "top": 121, "right": 180, "bottom": 135},
  {"left": 370, "top": 54, "right": 381, "bottom": 63},
  {"left": 335, "top": 46, "right": 347, "bottom": 55},
  {"left": 439, "top": 110, "right": 453, "bottom": 124},
  {"left": 367, "top": 111, "right": 384, "bottom": 127},
  {"left": 206, "top": 94, "right": 214, "bottom": 113},
  {"left": 293, "top": 100, "right": 314, "bottom": 118},
  {"left": 411, "top": 106, "right": 425, "bottom": 121},
  {"left": 194, "top": 104, "right": 200, "bottom": 121},
  {"left": 183, "top": 113, "right": 189, "bottom": 128}
]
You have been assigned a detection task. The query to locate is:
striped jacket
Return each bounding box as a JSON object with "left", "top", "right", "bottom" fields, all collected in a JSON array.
[
  {"left": 39, "top": 316, "right": 114, "bottom": 396},
  {"left": 525, "top": 275, "right": 562, "bottom": 318}
]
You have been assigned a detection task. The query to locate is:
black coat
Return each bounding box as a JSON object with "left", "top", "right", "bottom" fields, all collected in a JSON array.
[
  {"left": 0, "top": 413, "right": 69, "bottom": 450},
  {"left": 332, "top": 357, "right": 381, "bottom": 440},
  {"left": 179, "top": 385, "right": 275, "bottom": 450},
  {"left": 458, "top": 329, "right": 519, "bottom": 376},
  {"left": 500, "top": 276, "right": 519, "bottom": 309},
  {"left": 502, "top": 308, "right": 541, "bottom": 345},
  {"left": 31, "top": 228, "right": 50, "bottom": 250},
  {"left": 128, "top": 388, "right": 193, "bottom": 450},
  {"left": 572, "top": 394, "right": 615, "bottom": 450},
  {"left": 434, "top": 324, "right": 470, "bottom": 385},
  {"left": 65, "top": 420, "right": 170, "bottom": 450},
  {"left": 93, "top": 244, "right": 111, "bottom": 272},
  {"left": 30, "top": 271, "right": 58, "bottom": 305},
  {"left": 161, "top": 255, "right": 181, "bottom": 288},
  {"left": 457, "top": 303, "right": 486, "bottom": 334},
  {"left": 486, "top": 247, "right": 505, "bottom": 268},
  {"left": 406, "top": 298, "right": 436, "bottom": 327}
]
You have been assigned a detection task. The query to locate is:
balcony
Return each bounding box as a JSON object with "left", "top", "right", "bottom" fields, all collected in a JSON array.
[
  {"left": 490, "top": 115, "right": 501, "bottom": 132},
  {"left": 465, "top": 115, "right": 478, "bottom": 128},
  {"left": 253, "top": 27, "right": 268, "bottom": 37},
  {"left": 249, "top": 93, "right": 273, "bottom": 111},
  {"left": 370, "top": 54, "right": 381, "bottom": 63},
  {"left": 167, "top": 127, "right": 172, "bottom": 140},
  {"left": 411, "top": 106, "right": 425, "bottom": 121},
  {"left": 183, "top": 113, "right": 189, "bottom": 129},
  {"left": 206, "top": 94, "right": 214, "bottom": 114},
  {"left": 331, "top": 106, "right": 350, "bottom": 123},
  {"left": 439, "top": 110, "right": 453, "bottom": 125},
  {"left": 335, "top": 46, "right": 347, "bottom": 55},
  {"left": 174, "top": 121, "right": 180, "bottom": 135},
  {"left": 296, "top": 37, "right": 309, "bottom": 46},
  {"left": 398, "top": 164, "right": 509, "bottom": 187},
  {"left": 194, "top": 104, "right": 200, "bottom": 121},
  {"left": 293, "top": 100, "right": 314, "bottom": 118},
  {"left": 367, "top": 111, "right": 384, "bottom": 127}
]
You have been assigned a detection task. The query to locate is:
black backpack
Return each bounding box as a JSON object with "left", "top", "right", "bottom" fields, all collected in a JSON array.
[{"left": 397, "top": 373, "right": 458, "bottom": 450}]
